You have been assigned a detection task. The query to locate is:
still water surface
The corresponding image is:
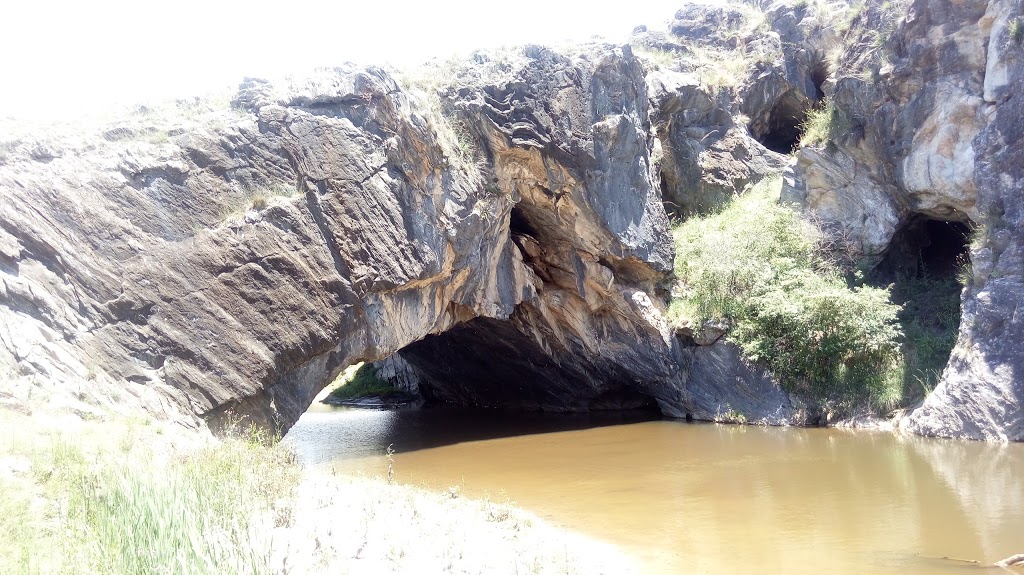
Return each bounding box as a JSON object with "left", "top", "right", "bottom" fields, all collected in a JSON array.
[{"left": 285, "top": 405, "right": 1024, "bottom": 574}]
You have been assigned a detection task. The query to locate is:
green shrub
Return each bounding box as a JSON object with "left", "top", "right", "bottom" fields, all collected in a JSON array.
[
  {"left": 731, "top": 269, "right": 903, "bottom": 408},
  {"left": 327, "top": 362, "right": 397, "bottom": 401},
  {"left": 671, "top": 176, "right": 904, "bottom": 409}
]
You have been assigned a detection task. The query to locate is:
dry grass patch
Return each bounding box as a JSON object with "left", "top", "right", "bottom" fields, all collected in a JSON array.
[
  {"left": 0, "top": 409, "right": 638, "bottom": 575},
  {"left": 0, "top": 412, "right": 297, "bottom": 575}
]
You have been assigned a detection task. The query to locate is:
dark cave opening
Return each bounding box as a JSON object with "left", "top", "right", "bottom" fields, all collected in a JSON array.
[
  {"left": 873, "top": 217, "right": 971, "bottom": 281},
  {"left": 809, "top": 53, "right": 829, "bottom": 100},
  {"left": 397, "top": 317, "right": 660, "bottom": 414},
  {"left": 509, "top": 205, "right": 540, "bottom": 239},
  {"left": 920, "top": 219, "right": 972, "bottom": 276},
  {"left": 755, "top": 92, "right": 808, "bottom": 154},
  {"left": 760, "top": 122, "right": 802, "bottom": 154},
  {"left": 871, "top": 215, "right": 971, "bottom": 401}
]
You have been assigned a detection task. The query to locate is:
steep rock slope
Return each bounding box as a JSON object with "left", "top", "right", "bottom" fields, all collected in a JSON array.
[
  {"left": 783, "top": 0, "right": 1024, "bottom": 440},
  {"left": 395, "top": 46, "right": 794, "bottom": 422}
]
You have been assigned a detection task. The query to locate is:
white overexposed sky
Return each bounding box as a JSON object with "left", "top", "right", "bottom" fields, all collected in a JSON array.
[{"left": 0, "top": 0, "right": 686, "bottom": 118}]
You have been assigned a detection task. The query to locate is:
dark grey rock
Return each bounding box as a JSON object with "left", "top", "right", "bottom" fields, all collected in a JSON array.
[{"left": 678, "top": 340, "right": 796, "bottom": 425}]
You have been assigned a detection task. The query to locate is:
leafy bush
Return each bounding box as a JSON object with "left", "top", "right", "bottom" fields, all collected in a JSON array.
[
  {"left": 671, "top": 176, "right": 904, "bottom": 409},
  {"left": 327, "top": 362, "right": 397, "bottom": 401}
]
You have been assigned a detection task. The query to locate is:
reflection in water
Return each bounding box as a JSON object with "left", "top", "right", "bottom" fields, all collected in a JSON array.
[{"left": 285, "top": 406, "right": 1024, "bottom": 575}]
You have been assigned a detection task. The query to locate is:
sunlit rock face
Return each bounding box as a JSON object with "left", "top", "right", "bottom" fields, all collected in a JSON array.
[
  {"left": 781, "top": 0, "right": 1024, "bottom": 440},
  {"left": 2, "top": 0, "right": 1021, "bottom": 440},
  {"left": 0, "top": 41, "right": 803, "bottom": 432},
  {"left": 0, "top": 67, "right": 535, "bottom": 431}
]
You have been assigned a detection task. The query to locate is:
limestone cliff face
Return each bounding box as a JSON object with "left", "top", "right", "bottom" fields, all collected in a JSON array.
[
  {"left": 904, "top": 0, "right": 1024, "bottom": 442},
  {"left": 782, "top": 0, "right": 1024, "bottom": 440}
]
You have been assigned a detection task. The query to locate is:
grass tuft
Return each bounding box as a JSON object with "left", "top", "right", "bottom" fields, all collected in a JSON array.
[
  {"left": 689, "top": 46, "right": 755, "bottom": 92},
  {"left": 1010, "top": 17, "right": 1024, "bottom": 45},
  {"left": 1, "top": 416, "right": 298, "bottom": 575},
  {"left": 799, "top": 99, "right": 851, "bottom": 148},
  {"left": 218, "top": 182, "right": 300, "bottom": 224}
]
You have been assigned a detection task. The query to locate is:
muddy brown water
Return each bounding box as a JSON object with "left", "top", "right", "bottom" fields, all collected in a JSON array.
[{"left": 285, "top": 405, "right": 1024, "bottom": 574}]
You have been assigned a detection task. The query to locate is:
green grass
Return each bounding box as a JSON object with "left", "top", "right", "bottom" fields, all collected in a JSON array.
[
  {"left": 799, "top": 99, "right": 851, "bottom": 148},
  {"left": 326, "top": 362, "right": 398, "bottom": 401},
  {"left": 671, "top": 176, "right": 904, "bottom": 410},
  {"left": 1010, "top": 17, "right": 1024, "bottom": 45},
  {"left": 0, "top": 417, "right": 299, "bottom": 575},
  {"left": 890, "top": 274, "right": 961, "bottom": 400}
]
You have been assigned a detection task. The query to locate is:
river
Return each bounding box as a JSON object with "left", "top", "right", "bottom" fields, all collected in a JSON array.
[{"left": 284, "top": 404, "right": 1024, "bottom": 574}]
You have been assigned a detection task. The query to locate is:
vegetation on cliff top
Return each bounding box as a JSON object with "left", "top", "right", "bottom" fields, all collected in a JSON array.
[{"left": 670, "top": 176, "right": 904, "bottom": 410}]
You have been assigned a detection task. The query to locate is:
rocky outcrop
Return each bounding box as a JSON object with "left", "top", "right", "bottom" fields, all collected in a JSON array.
[
  {"left": 783, "top": 0, "right": 1024, "bottom": 440},
  {"left": 646, "top": 70, "right": 785, "bottom": 215},
  {"left": 905, "top": 0, "right": 1024, "bottom": 441},
  {"left": 0, "top": 67, "right": 534, "bottom": 430},
  {"left": 633, "top": 0, "right": 844, "bottom": 216},
  {"left": 0, "top": 44, "right": 802, "bottom": 432},
  {"left": 366, "top": 45, "right": 797, "bottom": 425},
  {"left": 2, "top": 0, "right": 1020, "bottom": 440},
  {"left": 373, "top": 355, "right": 422, "bottom": 396}
]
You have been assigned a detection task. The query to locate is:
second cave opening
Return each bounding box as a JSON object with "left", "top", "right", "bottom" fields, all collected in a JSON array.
[
  {"left": 754, "top": 91, "right": 810, "bottom": 154},
  {"left": 870, "top": 215, "right": 971, "bottom": 400}
]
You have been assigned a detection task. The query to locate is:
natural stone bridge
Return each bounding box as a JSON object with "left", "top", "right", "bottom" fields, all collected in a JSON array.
[{"left": 1, "top": 0, "right": 1021, "bottom": 441}]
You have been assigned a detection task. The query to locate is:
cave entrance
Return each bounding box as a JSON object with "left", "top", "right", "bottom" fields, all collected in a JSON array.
[
  {"left": 872, "top": 217, "right": 971, "bottom": 281},
  {"left": 397, "top": 317, "right": 660, "bottom": 414},
  {"left": 871, "top": 215, "right": 971, "bottom": 401},
  {"left": 285, "top": 335, "right": 660, "bottom": 464},
  {"left": 754, "top": 91, "right": 808, "bottom": 154},
  {"left": 809, "top": 54, "right": 829, "bottom": 100},
  {"left": 314, "top": 355, "right": 425, "bottom": 410}
]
